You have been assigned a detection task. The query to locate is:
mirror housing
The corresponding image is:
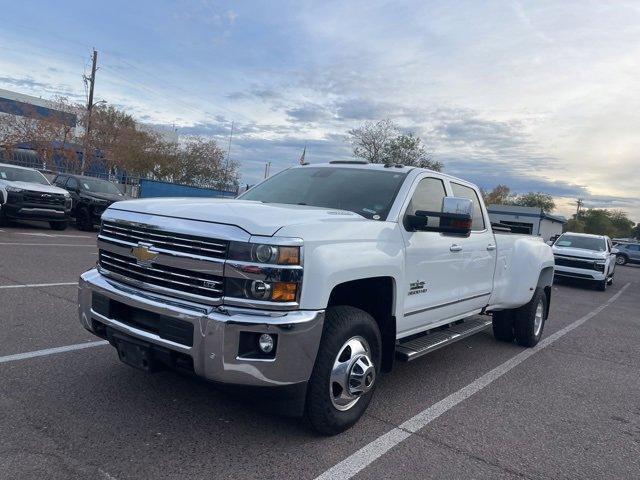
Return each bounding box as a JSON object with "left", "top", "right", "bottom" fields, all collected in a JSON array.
[
  {"left": 405, "top": 214, "right": 428, "bottom": 231},
  {"left": 406, "top": 197, "right": 473, "bottom": 236},
  {"left": 611, "top": 248, "right": 619, "bottom": 255},
  {"left": 546, "top": 240, "right": 554, "bottom": 246}
]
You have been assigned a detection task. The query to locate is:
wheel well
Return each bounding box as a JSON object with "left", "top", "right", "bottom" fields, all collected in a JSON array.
[
  {"left": 328, "top": 277, "right": 396, "bottom": 373},
  {"left": 537, "top": 267, "right": 553, "bottom": 320}
]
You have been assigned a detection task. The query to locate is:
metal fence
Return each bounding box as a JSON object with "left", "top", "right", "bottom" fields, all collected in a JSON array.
[{"left": 1, "top": 147, "right": 237, "bottom": 199}]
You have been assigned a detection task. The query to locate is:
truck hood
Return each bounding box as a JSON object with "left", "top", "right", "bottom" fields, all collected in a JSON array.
[
  {"left": 0, "top": 180, "right": 69, "bottom": 196},
  {"left": 552, "top": 246, "right": 607, "bottom": 260},
  {"left": 83, "top": 191, "right": 130, "bottom": 202},
  {"left": 108, "top": 198, "right": 366, "bottom": 236}
]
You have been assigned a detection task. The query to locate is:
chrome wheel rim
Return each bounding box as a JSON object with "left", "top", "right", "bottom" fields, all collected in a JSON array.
[
  {"left": 330, "top": 336, "right": 375, "bottom": 411},
  {"left": 534, "top": 300, "right": 544, "bottom": 337}
]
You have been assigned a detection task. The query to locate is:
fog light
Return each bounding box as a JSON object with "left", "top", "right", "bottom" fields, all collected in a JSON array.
[
  {"left": 247, "top": 280, "right": 272, "bottom": 300},
  {"left": 258, "top": 334, "right": 274, "bottom": 354}
]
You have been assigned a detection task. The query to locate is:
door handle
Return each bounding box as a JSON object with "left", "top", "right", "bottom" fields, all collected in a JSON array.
[
  {"left": 450, "top": 244, "right": 463, "bottom": 252},
  {"left": 487, "top": 244, "right": 496, "bottom": 251}
]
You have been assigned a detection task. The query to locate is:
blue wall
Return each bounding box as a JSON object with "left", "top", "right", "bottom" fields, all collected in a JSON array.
[
  {"left": 139, "top": 178, "right": 237, "bottom": 199},
  {"left": 0, "top": 97, "right": 77, "bottom": 127}
]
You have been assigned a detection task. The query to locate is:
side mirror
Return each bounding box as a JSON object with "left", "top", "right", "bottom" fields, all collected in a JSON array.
[
  {"left": 406, "top": 197, "right": 473, "bottom": 236},
  {"left": 611, "top": 248, "right": 619, "bottom": 254},
  {"left": 546, "top": 240, "right": 554, "bottom": 246},
  {"left": 405, "top": 214, "right": 428, "bottom": 231},
  {"left": 438, "top": 197, "right": 473, "bottom": 236}
]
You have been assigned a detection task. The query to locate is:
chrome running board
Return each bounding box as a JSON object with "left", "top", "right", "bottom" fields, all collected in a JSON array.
[{"left": 396, "top": 318, "right": 492, "bottom": 361}]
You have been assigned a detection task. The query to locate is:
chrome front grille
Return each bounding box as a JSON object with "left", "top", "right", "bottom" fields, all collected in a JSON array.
[
  {"left": 98, "top": 250, "right": 224, "bottom": 300},
  {"left": 100, "top": 220, "right": 228, "bottom": 260}
]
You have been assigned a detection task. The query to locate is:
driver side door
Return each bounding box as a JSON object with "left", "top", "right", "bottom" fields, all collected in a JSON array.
[{"left": 399, "top": 176, "right": 465, "bottom": 337}]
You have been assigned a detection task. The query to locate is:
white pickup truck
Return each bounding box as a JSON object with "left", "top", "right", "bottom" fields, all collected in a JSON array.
[
  {"left": 79, "top": 162, "right": 554, "bottom": 434},
  {"left": 551, "top": 232, "right": 617, "bottom": 290}
]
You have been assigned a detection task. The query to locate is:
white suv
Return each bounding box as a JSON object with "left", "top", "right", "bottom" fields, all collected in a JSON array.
[{"left": 552, "top": 232, "right": 617, "bottom": 290}]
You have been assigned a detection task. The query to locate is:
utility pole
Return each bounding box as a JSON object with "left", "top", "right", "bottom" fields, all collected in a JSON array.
[
  {"left": 264, "top": 161, "right": 271, "bottom": 179},
  {"left": 81, "top": 49, "right": 98, "bottom": 174},
  {"left": 576, "top": 198, "right": 584, "bottom": 217},
  {"left": 226, "top": 121, "right": 234, "bottom": 166}
]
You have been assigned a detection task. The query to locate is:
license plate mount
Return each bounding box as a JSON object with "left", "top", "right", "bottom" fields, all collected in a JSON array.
[{"left": 113, "top": 335, "right": 155, "bottom": 372}]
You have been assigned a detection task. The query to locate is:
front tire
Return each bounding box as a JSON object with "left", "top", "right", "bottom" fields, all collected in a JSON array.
[
  {"left": 305, "top": 306, "right": 381, "bottom": 435},
  {"left": 616, "top": 255, "right": 627, "bottom": 266},
  {"left": 492, "top": 310, "right": 515, "bottom": 342},
  {"left": 513, "top": 287, "right": 547, "bottom": 347},
  {"left": 596, "top": 279, "right": 607, "bottom": 291},
  {"left": 76, "top": 207, "right": 94, "bottom": 231},
  {"left": 49, "top": 221, "right": 68, "bottom": 231}
]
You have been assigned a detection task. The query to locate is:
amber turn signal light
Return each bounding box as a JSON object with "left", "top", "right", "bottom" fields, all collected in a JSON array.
[
  {"left": 271, "top": 282, "right": 298, "bottom": 302},
  {"left": 277, "top": 246, "right": 300, "bottom": 265}
]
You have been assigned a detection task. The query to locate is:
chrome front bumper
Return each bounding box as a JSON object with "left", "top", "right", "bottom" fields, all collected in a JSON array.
[{"left": 78, "top": 269, "right": 324, "bottom": 387}]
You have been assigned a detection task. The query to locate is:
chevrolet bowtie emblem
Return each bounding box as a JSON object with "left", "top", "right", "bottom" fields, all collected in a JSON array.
[{"left": 131, "top": 243, "right": 157, "bottom": 266}]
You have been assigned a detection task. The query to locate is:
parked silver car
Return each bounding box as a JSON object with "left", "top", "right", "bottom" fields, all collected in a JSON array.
[{"left": 615, "top": 242, "right": 640, "bottom": 265}]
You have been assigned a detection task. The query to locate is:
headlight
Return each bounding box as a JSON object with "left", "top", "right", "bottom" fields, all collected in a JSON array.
[
  {"left": 5, "top": 186, "right": 23, "bottom": 193},
  {"left": 594, "top": 261, "right": 605, "bottom": 272},
  {"left": 228, "top": 242, "right": 301, "bottom": 265}
]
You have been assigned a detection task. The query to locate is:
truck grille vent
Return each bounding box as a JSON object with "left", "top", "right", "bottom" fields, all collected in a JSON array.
[
  {"left": 23, "top": 192, "right": 66, "bottom": 206},
  {"left": 100, "top": 220, "right": 228, "bottom": 260},
  {"left": 98, "top": 250, "right": 224, "bottom": 299},
  {"left": 554, "top": 256, "right": 599, "bottom": 270}
]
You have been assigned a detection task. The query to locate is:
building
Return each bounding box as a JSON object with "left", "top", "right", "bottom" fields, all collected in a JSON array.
[
  {"left": 0, "top": 88, "right": 77, "bottom": 129},
  {"left": 488, "top": 204, "right": 567, "bottom": 241}
]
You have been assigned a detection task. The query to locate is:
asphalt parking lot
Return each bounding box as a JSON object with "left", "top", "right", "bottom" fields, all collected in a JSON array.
[{"left": 1, "top": 222, "right": 639, "bottom": 480}]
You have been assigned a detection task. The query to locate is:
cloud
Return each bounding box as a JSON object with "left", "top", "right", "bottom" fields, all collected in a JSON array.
[{"left": 286, "top": 103, "right": 333, "bottom": 123}]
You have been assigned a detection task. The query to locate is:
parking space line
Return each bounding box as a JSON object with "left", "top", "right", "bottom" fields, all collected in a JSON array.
[
  {"left": 0, "top": 341, "right": 109, "bottom": 365},
  {"left": 0, "top": 243, "right": 95, "bottom": 247},
  {"left": 17, "top": 233, "right": 95, "bottom": 238},
  {"left": 0, "top": 282, "right": 77, "bottom": 289},
  {"left": 315, "top": 282, "right": 631, "bottom": 480}
]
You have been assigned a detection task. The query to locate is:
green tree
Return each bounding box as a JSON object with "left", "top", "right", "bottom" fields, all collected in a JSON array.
[
  {"left": 575, "top": 209, "right": 636, "bottom": 237},
  {"left": 565, "top": 216, "right": 585, "bottom": 233},
  {"left": 582, "top": 209, "right": 615, "bottom": 236},
  {"left": 482, "top": 184, "right": 511, "bottom": 205},
  {"left": 510, "top": 192, "right": 555, "bottom": 213},
  {"left": 608, "top": 209, "right": 635, "bottom": 237}
]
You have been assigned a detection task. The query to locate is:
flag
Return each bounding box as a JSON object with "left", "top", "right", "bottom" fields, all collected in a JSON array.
[{"left": 299, "top": 145, "right": 307, "bottom": 165}]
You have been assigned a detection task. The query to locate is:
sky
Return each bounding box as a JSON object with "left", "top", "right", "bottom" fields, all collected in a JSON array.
[{"left": 0, "top": 0, "right": 639, "bottom": 221}]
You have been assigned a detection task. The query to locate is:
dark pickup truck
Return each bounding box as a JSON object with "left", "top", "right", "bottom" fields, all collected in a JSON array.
[{"left": 52, "top": 174, "right": 130, "bottom": 230}]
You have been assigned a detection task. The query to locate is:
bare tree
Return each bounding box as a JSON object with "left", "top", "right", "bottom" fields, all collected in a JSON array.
[
  {"left": 347, "top": 119, "right": 398, "bottom": 163},
  {"left": 347, "top": 118, "right": 442, "bottom": 171}
]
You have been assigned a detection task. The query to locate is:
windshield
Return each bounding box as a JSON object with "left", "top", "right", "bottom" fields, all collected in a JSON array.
[
  {"left": 555, "top": 234, "right": 606, "bottom": 251},
  {"left": 80, "top": 178, "right": 123, "bottom": 195},
  {"left": 240, "top": 167, "right": 407, "bottom": 220},
  {"left": 0, "top": 165, "right": 50, "bottom": 185}
]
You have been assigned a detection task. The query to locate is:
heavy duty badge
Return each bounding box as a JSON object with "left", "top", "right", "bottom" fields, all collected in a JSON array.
[{"left": 408, "top": 280, "right": 428, "bottom": 295}]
